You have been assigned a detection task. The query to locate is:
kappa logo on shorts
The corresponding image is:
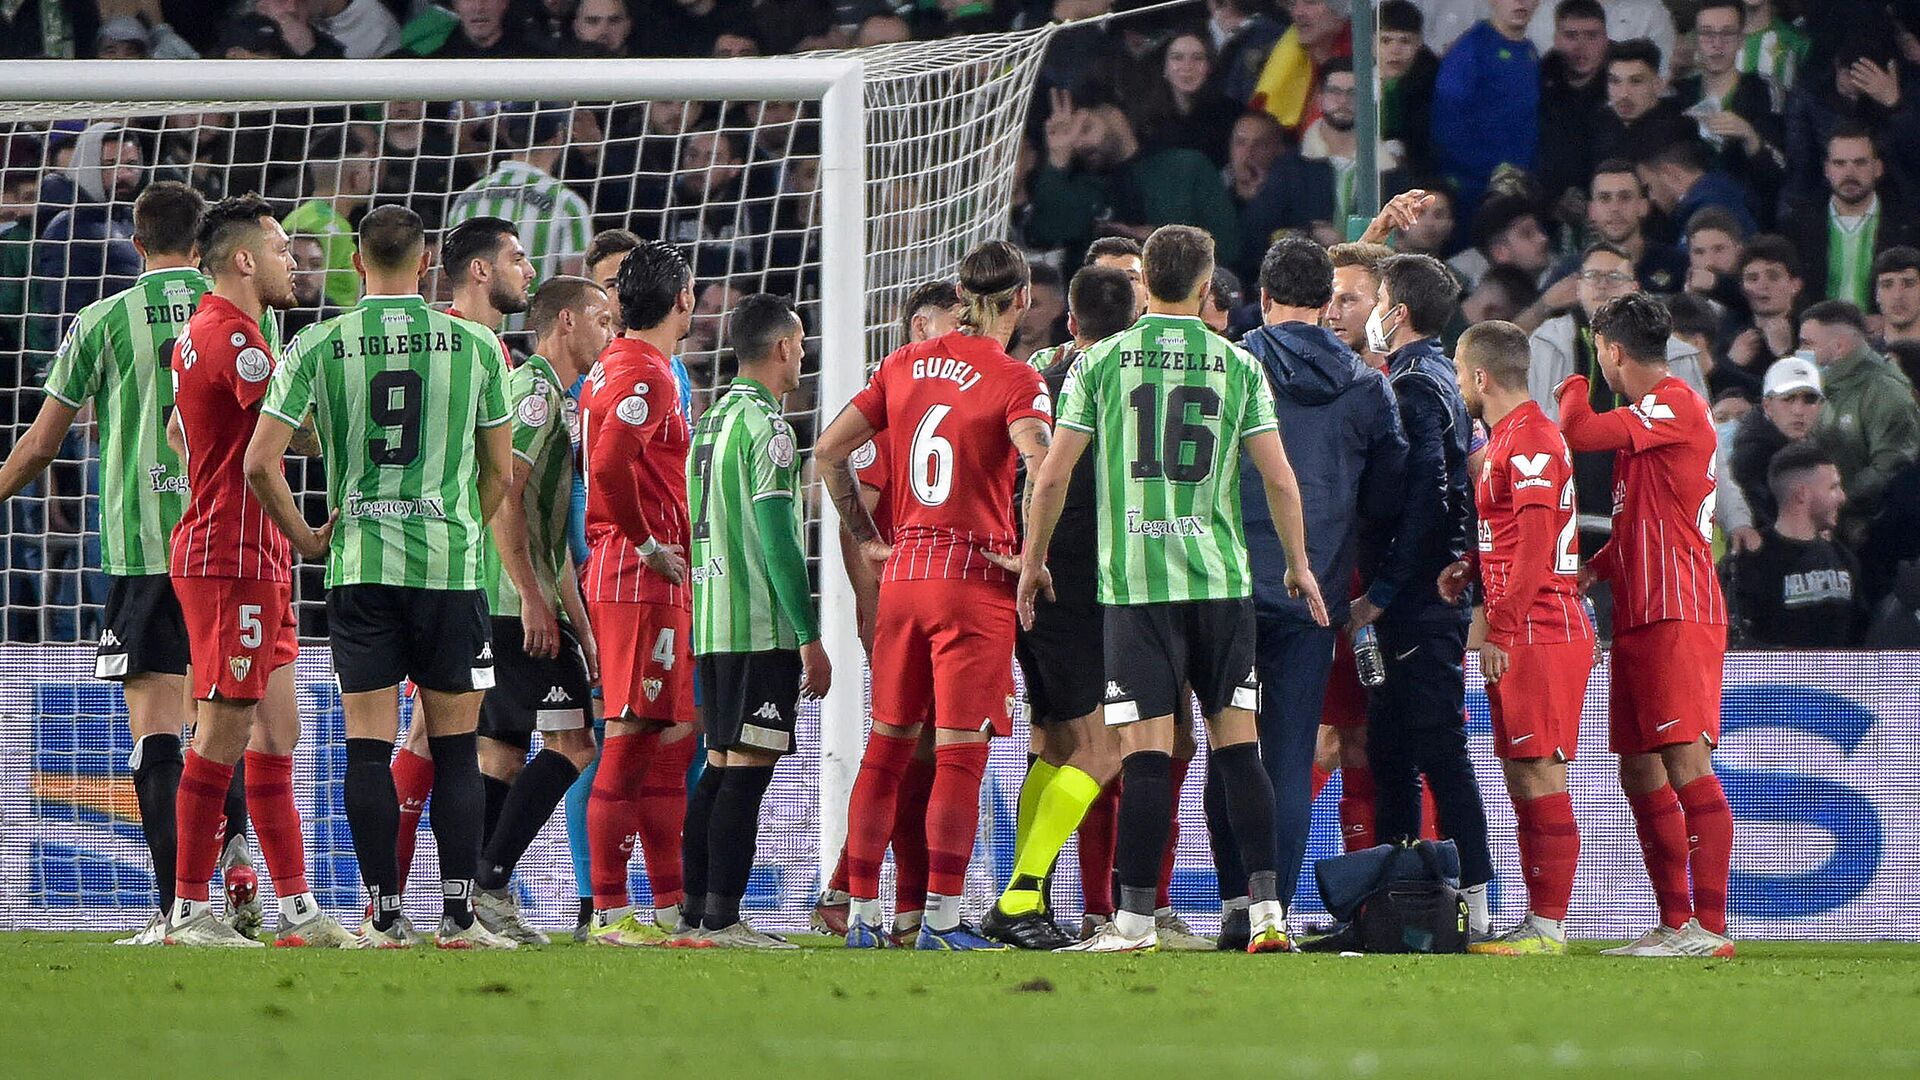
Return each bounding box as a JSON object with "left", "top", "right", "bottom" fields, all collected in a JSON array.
[
  {"left": 1104, "top": 680, "right": 1126, "bottom": 701},
  {"left": 642, "top": 677, "right": 664, "bottom": 702},
  {"left": 477, "top": 642, "right": 493, "bottom": 662},
  {"left": 101, "top": 630, "right": 122, "bottom": 650},
  {"left": 754, "top": 702, "right": 782, "bottom": 722},
  {"left": 542, "top": 686, "right": 570, "bottom": 704},
  {"left": 228, "top": 655, "right": 252, "bottom": 682}
]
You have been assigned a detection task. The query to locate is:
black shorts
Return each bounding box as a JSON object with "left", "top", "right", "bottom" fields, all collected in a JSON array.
[
  {"left": 1015, "top": 602, "right": 1104, "bottom": 725},
  {"left": 1102, "top": 599, "right": 1259, "bottom": 726},
  {"left": 327, "top": 585, "right": 494, "bottom": 695},
  {"left": 697, "top": 649, "right": 801, "bottom": 756},
  {"left": 478, "top": 617, "right": 593, "bottom": 745},
  {"left": 96, "top": 573, "right": 190, "bottom": 680}
]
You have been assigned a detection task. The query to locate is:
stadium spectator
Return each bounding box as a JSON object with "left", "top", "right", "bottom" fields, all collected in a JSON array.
[
  {"left": 1781, "top": 40, "right": 1920, "bottom": 214},
  {"left": 1799, "top": 300, "right": 1920, "bottom": 538},
  {"left": 1666, "top": 291, "right": 1723, "bottom": 391},
  {"left": 282, "top": 123, "right": 376, "bottom": 309},
  {"left": 856, "top": 13, "right": 911, "bottom": 47},
  {"left": 1250, "top": 0, "right": 1352, "bottom": 137},
  {"left": 215, "top": 12, "right": 293, "bottom": 58},
  {"left": 1739, "top": 0, "right": 1809, "bottom": 90},
  {"left": 374, "top": 99, "right": 465, "bottom": 230},
  {"left": 1684, "top": 206, "right": 1748, "bottom": 307},
  {"left": 1724, "top": 443, "right": 1865, "bottom": 648},
  {"left": 660, "top": 127, "right": 763, "bottom": 279},
  {"left": 251, "top": 0, "right": 347, "bottom": 59},
  {"left": 282, "top": 232, "right": 338, "bottom": 338},
  {"left": 684, "top": 278, "right": 746, "bottom": 369},
  {"left": 1028, "top": 83, "right": 1240, "bottom": 272},
  {"left": 0, "top": 167, "right": 33, "bottom": 360},
  {"left": 1593, "top": 39, "right": 1694, "bottom": 170},
  {"left": 1780, "top": 127, "right": 1920, "bottom": 309},
  {"left": 1720, "top": 233, "right": 1804, "bottom": 393},
  {"left": 1201, "top": 265, "right": 1244, "bottom": 335},
  {"left": 1524, "top": 0, "right": 1675, "bottom": 77},
  {"left": 1463, "top": 264, "right": 1540, "bottom": 326},
  {"left": 310, "top": 0, "right": 402, "bottom": 59},
  {"left": 713, "top": 27, "right": 761, "bottom": 58},
  {"left": 1637, "top": 138, "right": 1759, "bottom": 240},
  {"left": 31, "top": 124, "right": 144, "bottom": 337},
  {"left": 646, "top": 0, "right": 731, "bottom": 57},
  {"left": 416, "top": 0, "right": 543, "bottom": 59},
  {"left": 94, "top": 14, "right": 197, "bottom": 60},
  {"left": 1429, "top": 0, "right": 1540, "bottom": 217},
  {"left": 1536, "top": 0, "right": 1612, "bottom": 210},
  {"left": 446, "top": 103, "right": 593, "bottom": 285},
  {"left": 1137, "top": 31, "right": 1238, "bottom": 168},
  {"left": 1389, "top": 182, "right": 1456, "bottom": 258},
  {"left": 1669, "top": 1, "right": 1785, "bottom": 219},
  {"left": 568, "top": 0, "right": 633, "bottom": 56},
  {"left": 1730, "top": 354, "right": 1824, "bottom": 535},
  {"left": 1224, "top": 112, "right": 1284, "bottom": 209},
  {"left": 1446, "top": 195, "right": 1552, "bottom": 292},
  {"left": 1875, "top": 246, "right": 1920, "bottom": 345},
  {"left": 1375, "top": 0, "right": 1437, "bottom": 177},
  {"left": 1014, "top": 262, "right": 1067, "bottom": 362},
  {"left": 1580, "top": 158, "right": 1689, "bottom": 293},
  {"left": 1241, "top": 60, "right": 1394, "bottom": 255},
  {"left": 1205, "top": 0, "right": 1285, "bottom": 106}
]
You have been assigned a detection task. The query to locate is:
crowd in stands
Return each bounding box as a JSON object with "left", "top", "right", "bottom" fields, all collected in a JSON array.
[{"left": 5, "top": 0, "right": 1920, "bottom": 647}]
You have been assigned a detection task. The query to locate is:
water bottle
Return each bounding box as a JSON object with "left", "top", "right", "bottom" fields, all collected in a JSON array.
[{"left": 1353, "top": 625, "right": 1387, "bottom": 688}]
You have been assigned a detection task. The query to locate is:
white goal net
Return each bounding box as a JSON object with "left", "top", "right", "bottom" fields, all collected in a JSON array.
[{"left": 0, "top": 34, "right": 1055, "bottom": 931}]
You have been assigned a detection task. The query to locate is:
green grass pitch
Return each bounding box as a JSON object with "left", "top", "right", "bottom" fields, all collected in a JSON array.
[{"left": 5, "top": 934, "right": 1918, "bottom": 1078}]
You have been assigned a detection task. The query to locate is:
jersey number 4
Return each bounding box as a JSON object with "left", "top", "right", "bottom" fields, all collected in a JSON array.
[{"left": 1129, "top": 384, "right": 1219, "bottom": 483}]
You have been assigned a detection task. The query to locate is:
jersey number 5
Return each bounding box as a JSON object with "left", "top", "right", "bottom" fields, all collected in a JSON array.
[{"left": 368, "top": 369, "right": 424, "bottom": 467}]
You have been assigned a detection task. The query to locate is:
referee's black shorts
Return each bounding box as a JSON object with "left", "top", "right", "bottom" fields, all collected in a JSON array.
[{"left": 1015, "top": 602, "right": 1104, "bottom": 725}]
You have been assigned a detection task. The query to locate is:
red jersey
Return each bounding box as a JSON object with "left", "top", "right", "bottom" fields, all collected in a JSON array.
[
  {"left": 850, "top": 429, "right": 894, "bottom": 543},
  {"left": 580, "top": 337, "right": 691, "bottom": 607},
  {"left": 1557, "top": 374, "right": 1726, "bottom": 630},
  {"left": 169, "top": 294, "right": 291, "bottom": 581},
  {"left": 849, "top": 331, "right": 1050, "bottom": 584},
  {"left": 1474, "top": 400, "right": 1587, "bottom": 645}
]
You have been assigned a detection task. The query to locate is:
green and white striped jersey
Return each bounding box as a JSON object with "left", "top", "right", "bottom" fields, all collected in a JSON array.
[
  {"left": 482, "top": 354, "right": 574, "bottom": 619},
  {"left": 42, "top": 267, "right": 278, "bottom": 575},
  {"left": 445, "top": 161, "right": 593, "bottom": 286},
  {"left": 1739, "top": 22, "right": 1810, "bottom": 91},
  {"left": 261, "top": 294, "right": 510, "bottom": 590},
  {"left": 1055, "top": 313, "right": 1278, "bottom": 606},
  {"left": 688, "top": 378, "right": 810, "bottom": 654}
]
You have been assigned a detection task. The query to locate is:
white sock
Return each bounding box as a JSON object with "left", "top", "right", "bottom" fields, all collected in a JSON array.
[
  {"left": 1249, "top": 899, "right": 1285, "bottom": 929},
  {"left": 170, "top": 897, "right": 207, "bottom": 925},
  {"left": 1528, "top": 912, "right": 1565, "bottom": 940},
  {"left": 1114, "top": 908, "right": 1154, "bottom": 939},
  {"left": 923, "top": 893, "right": 961, "bottom": 933},
  {"left": 893, "top": 908, "right": 923, "bottom": 933},
  {"left": 596, "top": 904, "right": 633, "bottom": 925},
  {"left": 850, "top": 897, "right": 884, "bottom": 927},
  {"left": 653, "top": 903, "right": 679, "bottom": 930},
  {"left": 1220, "top": 895, "right": 1250, "bottom": 916},
  {"left": 1464, "top": 883, "right": 1490, "bottom": 934},
  {"left": 820, "top": 887, "right": 850, "bottom": 904},
  {"left": 1154, "top": 905, "right": 1174, "bottom": 920},
  {"left": 282, "top": 891, "right": 322, "bottom": 927}
]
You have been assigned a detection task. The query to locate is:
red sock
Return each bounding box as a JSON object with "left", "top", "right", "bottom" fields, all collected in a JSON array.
[
  {"left": 828, "top": 848, "right": 849, "bottom": 894},
  {"left": 587, "top": 731, "right": 657, "bottom": 910},
  {"left": 1311, "top": 764, "right": 1331, "bottom": 801},
  {"left": 243, "top": 750, "right": 308, "bottom": 897},
  {"left": 1627, "top": 786, "right": 1693, "bottom": 929},
  {"left": 1419, "top": 779, "right": 1441, "bottom": 841},
  {"left": 390, "top": 747, "right": 434, "bottom": 894},
  {"left": 1078, "top": 781, "right": 1119, "bottom": 915},
  {"left": 845, "top": 732, "right": 916, "bottom": 899},
  {"left": 1339, "top": 766, "right": 1375, "bottom": 852},
  {"left": 891, "top": 755, "right": 935, "bottom": 915},
  {"left": 1677, "top": 775, "right": 1732, "bottom": 934},
  {"left": 925, "top": 741, "right": 989, "bottom": 898},
  {"left": 1519, "top": 791, "right": 1579, "bottom": 922},
  {"left": 1157, "top": 756, "right": 1189, "bottom": 909},
  {"left": 173, "top": 750, "right": 235, "bottom": 904},
  {"left": 635, "top": 730, "right": 694, "bottom": 909}
]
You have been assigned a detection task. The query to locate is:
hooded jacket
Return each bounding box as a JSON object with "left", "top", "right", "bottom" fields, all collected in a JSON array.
[
  {"left": 1367, "top": 336, "right": 1472, "bottom": 625},
  {"left": 1238, "top": 321, "right": 1408, "bottom": 627},
  {"left": 1816, "top": 341, "right": 1920, "bottom": 524},
  {"left": 33, "top": 123, "right": 141, "bottom": 324}
]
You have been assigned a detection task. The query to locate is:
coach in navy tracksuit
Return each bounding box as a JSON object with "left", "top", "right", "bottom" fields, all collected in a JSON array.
[
  {"left": 1205, "top": 238, "right": 1408, "bottom": 937},
  {"left": 1347, "top": 253, "right": 1495, "bottom": 930}
]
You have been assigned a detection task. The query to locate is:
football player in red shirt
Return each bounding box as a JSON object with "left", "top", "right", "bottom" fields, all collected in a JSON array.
[
  {"left": 1557, "top": 293, "right": 1735, "bottom": 958},
  {"left": 815, "top": 241, "right": 1053, "bottom": 950},
  {"left": 579, "top": 240, "right": 701, "bottom": 947},
  {"left": 161, "top": 195, "right": 356, "bottom": 947},
  {"left": 1441, "top": 321, "right": 1594, "bottom": 956}
]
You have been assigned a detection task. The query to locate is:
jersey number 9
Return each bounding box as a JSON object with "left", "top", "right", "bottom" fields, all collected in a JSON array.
[{"left": 368, "top": 369, "right": 424, "bottom": 467}]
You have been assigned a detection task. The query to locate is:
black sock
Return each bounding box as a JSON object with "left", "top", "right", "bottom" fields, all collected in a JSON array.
[
  {"left": 476, "top": 750, "right": 580, "bottom": 891},
  {"left": 223, "top": 753, "right": 248, "bottom": 854},
  {"left": 481, "top": 773, "right": 511, "bottom": 849},
  {"left": 344, "top": 737, "right": 401, "bottom": 930},
  {"left": 704, "top": 765, "right": 774, "bottom": 930},
  {"left": 1211, "top": 743, "right": 1280, "bottom": 902},
  {"left": 682, "top": 765, "right": 725, "bottom": 930},
  {"left": 1115, "top": 751, "right": 1172, "bottom": 918},
  {"left": 131, "top": 733, "right": 183, "bottom": 913},
  {"left": 427, "top": 732, "right": 483, "bottom": 928},
  {"left": 1203, "top": 761, "right": 1248, "bottom": 901},
  {"left": 577, "top": 896, "right": 593, "bottom": 926}
]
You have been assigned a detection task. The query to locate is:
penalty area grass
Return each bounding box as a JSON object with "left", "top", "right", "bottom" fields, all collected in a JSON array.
[{"left": 2, "top": 934, "right": 1917, "bottom": 1078}]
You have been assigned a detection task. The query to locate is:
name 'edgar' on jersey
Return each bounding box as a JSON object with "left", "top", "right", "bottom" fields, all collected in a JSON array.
[
  {"left": 260, "top": 294, "right": 509, "bottom": 589},
  {"left": 1476, "top": 399, "right": 1587, "bottom": 644},
  {"left": 41, "top": 267, "right": 279, "bottom": 576},
  {"left": 848, "top": 330, "right": 1051, "bottom": 583},
  {"left": 1055, "top": 313, "right": 1278, "bottom": 606}
]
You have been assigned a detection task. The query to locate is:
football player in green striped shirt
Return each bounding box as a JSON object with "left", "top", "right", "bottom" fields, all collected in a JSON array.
[
  {"left": 1019, "top": 225, "right": 1327, "bottom": 954},
  {"left": 0, "top": 181, "right": 270, "bottom": 944},
  {"left": 682, "top": 293, "right": 831, "bottom": 948},
  {"left": 445, "top": 105, "right": 594, "bottom": 287},
  {"left": 468, "top": 276, "right": 611, "bottom": 945},
  {"left": 244, "top": 204, "right": 517, "bottom": 950}
]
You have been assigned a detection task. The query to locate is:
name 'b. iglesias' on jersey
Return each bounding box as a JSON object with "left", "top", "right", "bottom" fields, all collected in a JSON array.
[
  {"left": 1055, "top": 313, "right": 1278, "bottom": 606},
  {"left": 848, "top": 330, "right": 1051, "bottom": 584},
  {"left": 1475, "top": 399, "right": 1588, "bottom": 645},
  {"left": 169, "top": 294, "right": 292, "bottom": 582},
  {"left": 259, "top": 295, "right": 510, "bottom": 589},
  {"left": 579, "top": 336, "right": 692, "bottom": 607}
]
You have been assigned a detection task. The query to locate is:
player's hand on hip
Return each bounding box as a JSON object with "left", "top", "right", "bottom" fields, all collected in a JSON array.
[
  {"left": 297, "top": 511, "right": 338, "bottom": 560},
  {"left": 1437, "top": 559, "right": 1472, "bottom": 605},
  {"left": 1479, "top": 641, "right": 1509, "bottom": 684},
  {"left": 858, "top": 538, "right": 892, "bottom": 566},
  {"left": 1576, "top": 565, "right": 1597, "bottom": 594},
  {"left": 1016, "top": 563, "right": 1054, "bottom": 631},
  {"left": 800, "top": 640, "right": 832, "bottom": 699},
  {"left": 644, "top": 543, "right": 688, "bottom": 584},
  {"left": 1288, "top": 566, "right": 1330, "bottom": 627},
  {"left": 523, "top": 596, "right": 559, "bottom": 659},
  {"left": 978, "top": 547, "right": 1021, "bottom": 575}
]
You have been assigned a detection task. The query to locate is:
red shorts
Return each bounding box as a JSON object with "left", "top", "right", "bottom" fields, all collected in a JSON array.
[
  {"left": 1486, "top": 637, "right": 1592, "bottom": 761},
  {"left": 871, "top": 578, "right": 1017, "bottom": 736},
  {"left": 172, "top": 576, "right": 298, "bottom": 702},
  {"left": 589, "top": 600, "right": 693, "bottom": 725},
  {"left": 1608, "top": 619, "right": 1726, "bottom": 755},
  {"left": 1322, "top": 631, "right": 1368, "bottom": 730}
]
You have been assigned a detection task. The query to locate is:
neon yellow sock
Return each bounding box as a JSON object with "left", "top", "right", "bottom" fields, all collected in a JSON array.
[
  {"left": 998, "top": 765, "right": 1102, "bottom": 916},
  {"left": 1012, "top": 758, "right": 1059, "bottom": 863}
]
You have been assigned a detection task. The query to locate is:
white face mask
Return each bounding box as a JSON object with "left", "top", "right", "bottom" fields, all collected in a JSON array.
[{"left": 1365, "top": 303, "right": 1398, "bottom": 354}]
